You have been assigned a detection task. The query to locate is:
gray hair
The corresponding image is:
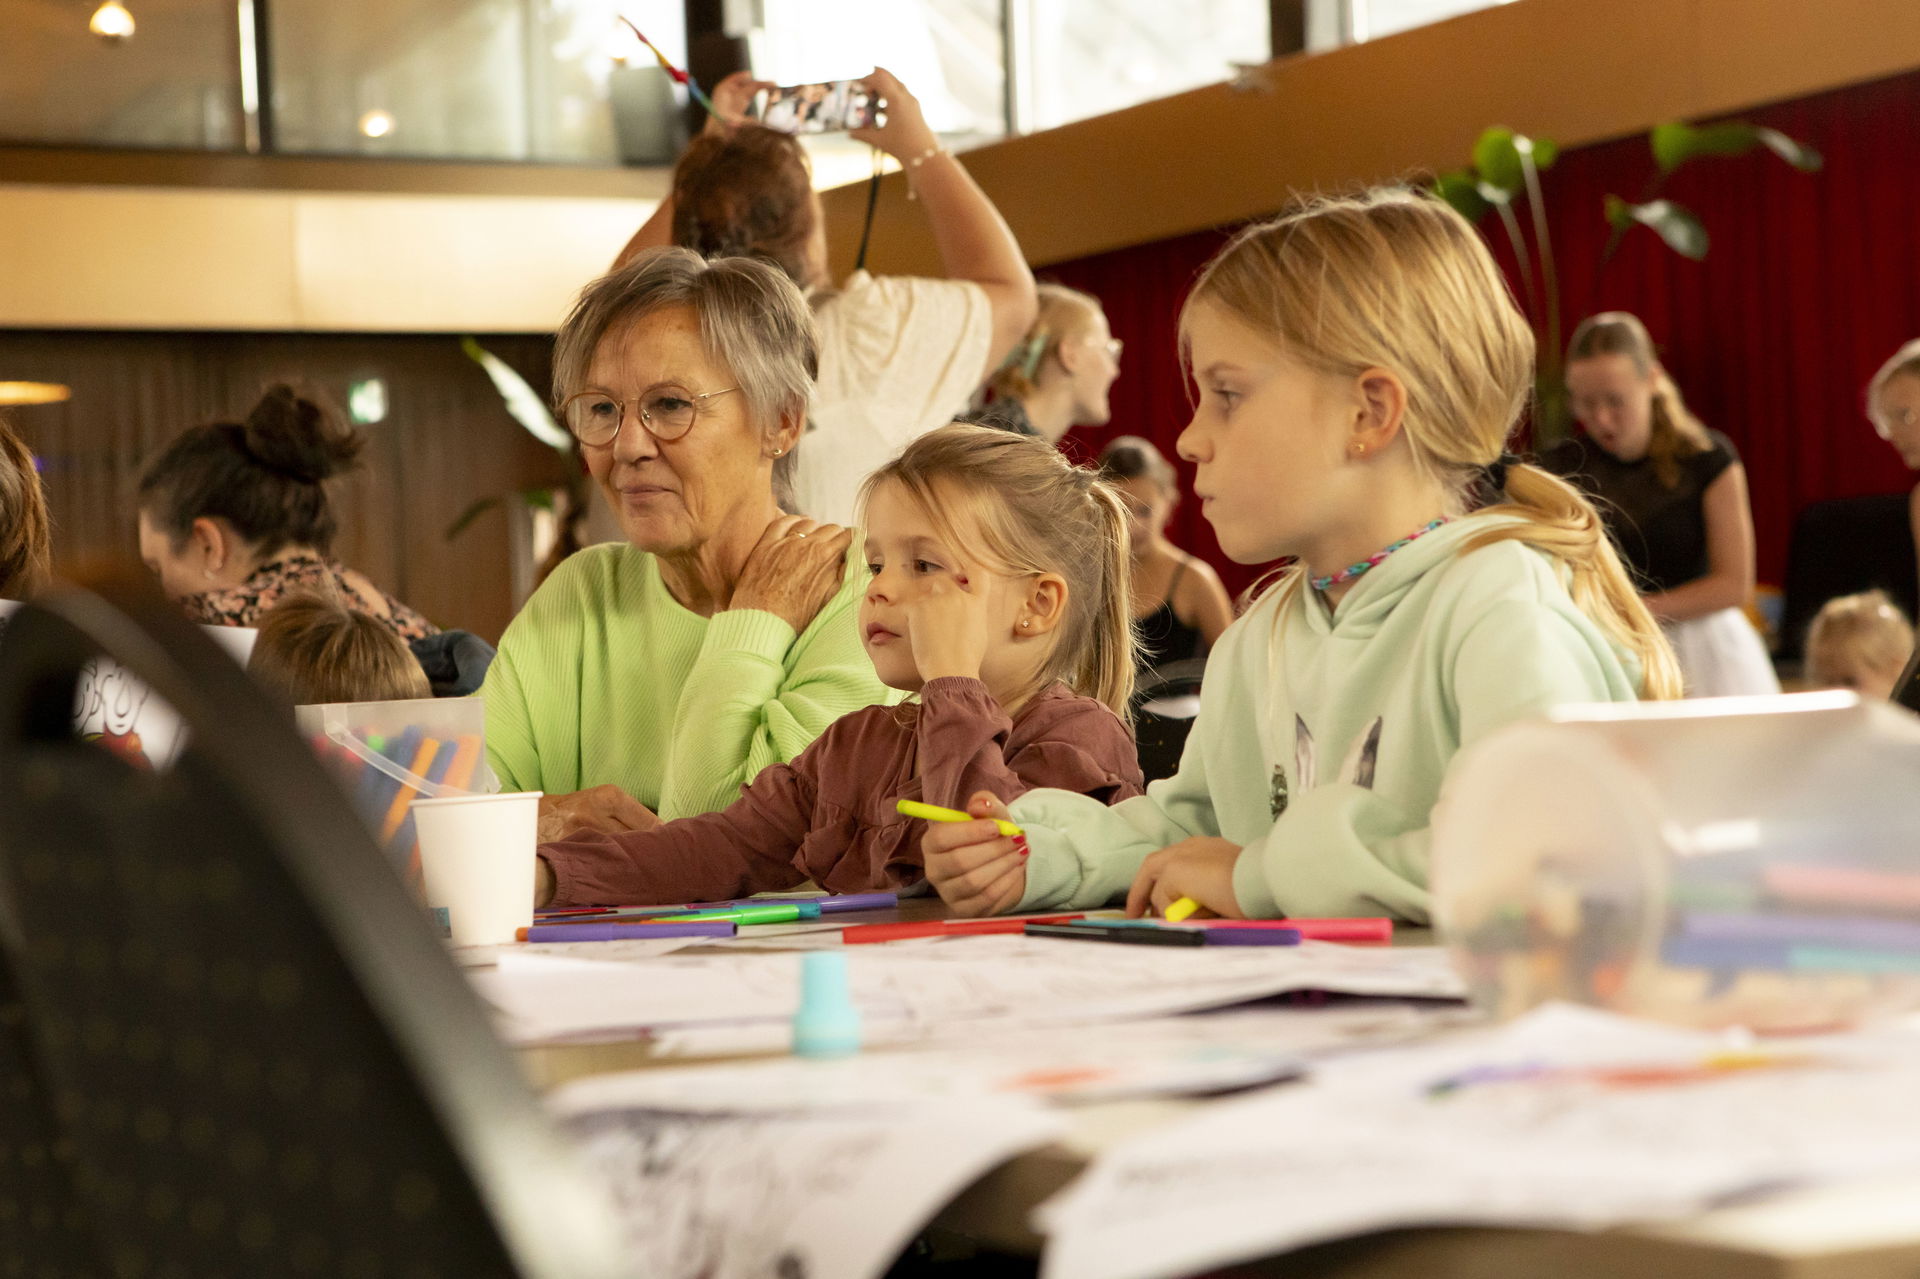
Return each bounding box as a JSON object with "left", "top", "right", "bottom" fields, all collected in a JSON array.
[{"left": 553, "top": 247, "right": 817, "bottom": 497}]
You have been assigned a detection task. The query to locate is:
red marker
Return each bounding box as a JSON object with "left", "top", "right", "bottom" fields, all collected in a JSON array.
[{"left": 843, "top": 914, "right": 1088, "bottom": 945}]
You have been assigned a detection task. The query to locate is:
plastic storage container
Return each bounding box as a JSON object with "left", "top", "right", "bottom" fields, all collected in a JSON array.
[
  {"left": 1432, "top": 692, "right": 1920, "bottom": 1032},
  {"left": 295, "top": 697, "right": 498, "bottom": 881}
]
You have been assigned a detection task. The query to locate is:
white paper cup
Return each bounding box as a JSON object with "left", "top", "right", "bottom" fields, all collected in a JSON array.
[{"left": 411, "top": 791, "right": 541, "bottom": 946}]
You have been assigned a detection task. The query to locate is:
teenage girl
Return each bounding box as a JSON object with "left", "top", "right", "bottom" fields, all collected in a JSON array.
[
  {"left": 535, "top": 424, "right": 1145, "bottom": 907},
  {"left": 1542, "top": 313, "right": 1778, "bottom": 697},
  {"left": 1098, "top": 435, "right": 1234, "bottom": 673},
  {"left": 920, "top": 189, "right": 1677, "bottom": 923}
]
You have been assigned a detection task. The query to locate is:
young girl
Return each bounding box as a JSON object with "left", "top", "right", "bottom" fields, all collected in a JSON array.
[
  {"left": 248, "top": 593, "right": 432, "bottom": 706},
  {"left": 1805, "top": 590, "right": 1914, "bottom": 701},
  {"left": 921, "top": 189, "right": 1677, "bottom": 923},
  {"left": 534, "top": 424, "right": 1144, "bottom": 907},
  {"left": 1542, "top": 313, "right": 1779, "bottom": 697}
]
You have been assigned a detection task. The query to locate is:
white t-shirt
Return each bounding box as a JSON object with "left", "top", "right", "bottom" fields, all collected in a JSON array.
[{"left": 793, "top": 270, "right": 993, "bottom": 526}]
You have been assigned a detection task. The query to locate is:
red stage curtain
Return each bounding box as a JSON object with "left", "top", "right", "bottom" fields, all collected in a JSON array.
[{"left": 1047, "top": 68, "right": 1920, "bottom": 602}]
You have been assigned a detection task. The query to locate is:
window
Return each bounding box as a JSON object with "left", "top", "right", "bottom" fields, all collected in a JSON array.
[
  {"left": 1346, "top": 0, "right": 1516, "bottom": 42},
  {"left": 0, "top": 0, "right": 242, "bottom": 149},
  {"left": 1016, "top": 0, "right": 1271, "bottom": 133},
  {"left": 269, "top": 0, "right": 682, "bottom": 163}
]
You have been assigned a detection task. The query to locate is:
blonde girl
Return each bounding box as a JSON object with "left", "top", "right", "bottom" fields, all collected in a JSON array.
[
  {"left": 534, "top": 424, "right": 1144, "bottom": 907},
  {"left": 922, "top": 188, "right": 1673, "bottom": 923},
  {"left": 971, "top": 284, "right": 1124, "bottom": 443},
  {"left": 1543, "top": 312, "right": 1779, "bottom": 696},
  {"left": 1805, "top": 590, "right": 1915, "bottom": 701}
]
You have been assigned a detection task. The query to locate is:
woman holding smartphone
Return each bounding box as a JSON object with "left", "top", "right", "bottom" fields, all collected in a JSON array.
[{"left": 613, "top": 68, "right": 1037, "bottom": 525}]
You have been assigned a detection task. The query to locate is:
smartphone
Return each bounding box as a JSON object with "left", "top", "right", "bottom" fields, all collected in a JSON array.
[{"left": 750, "top": 80, "right": 882, "bottom": 134}]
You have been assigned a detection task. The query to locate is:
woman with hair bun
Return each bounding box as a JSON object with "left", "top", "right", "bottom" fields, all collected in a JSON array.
[{"left": 136, "top": 385, "right": 437, "bottom": 640}]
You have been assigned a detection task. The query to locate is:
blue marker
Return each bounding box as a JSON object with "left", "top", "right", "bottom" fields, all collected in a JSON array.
[{"left": 792, "top": 951, "right": 862, "bottom": 1059}]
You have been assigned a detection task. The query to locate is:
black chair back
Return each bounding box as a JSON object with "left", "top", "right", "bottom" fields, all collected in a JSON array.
[
  {"left": 0, "top": 572, "right": 629, "bottom": 1279},
  {"left": 1133, "top": 657, "right": 1207, "bottom": 784},
  {"left": 1778, "top": 494, "right": 1919, "bottom": 661}
]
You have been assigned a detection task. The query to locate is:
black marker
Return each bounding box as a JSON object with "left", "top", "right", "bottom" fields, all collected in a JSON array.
[{"left": 1023, "top": 922, "right": 1206, "bottom": 947}]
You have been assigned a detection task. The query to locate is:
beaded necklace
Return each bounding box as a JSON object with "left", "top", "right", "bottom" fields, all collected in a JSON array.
[{"left": 1308, "top": 517, "right": 1452, "bottom": 592}]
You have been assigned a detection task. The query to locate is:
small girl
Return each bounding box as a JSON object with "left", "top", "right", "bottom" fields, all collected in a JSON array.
[
  {"left": 1805, "top": 590, "right": 1914, "bottom": 701},
  {"left": 248, "top": 593, "right": 431, "bottom": 706},
  {"left": 922, "top": 189, "right": 1677, "bottom": 923},
  {"left": 534, "top": 424, "right": 1145, "bottom": 907}
]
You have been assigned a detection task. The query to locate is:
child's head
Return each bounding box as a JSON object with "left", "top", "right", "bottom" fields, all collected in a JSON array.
[
  {"left": 1806, "top": 590, "right": 1914, "bottom": 701},
  {"left": 1178, "top": 187, "right": 1681, "bottom": 699},
  {"left": 1097, "top": 435, "right": 1178, "bottom": 557},
  {"left": 0, "top": 413, "right": 51, "bottom": 599},
  {"left": 1565, "top": 311, "right": 1710, "bottom": 486},
  {"left": 1866, "top": 339, "right": 1920, "bottom": 471},
  {"left": 988, "top": 284, "right": 1120, "bottom": 440},
  {"left": 247, "top": 593, "right": 431, "bottom": 706},
  {"left": 858, "top": 424, "right": 1136, "bottom": 716}
]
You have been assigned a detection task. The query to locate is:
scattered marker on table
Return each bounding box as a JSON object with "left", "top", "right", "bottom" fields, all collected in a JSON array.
[{"left": 793, "top": 951, "right": 862, "bottom": 1059}]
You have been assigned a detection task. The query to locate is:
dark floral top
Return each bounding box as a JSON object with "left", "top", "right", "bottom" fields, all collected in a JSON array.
[{"left": 180, "top": 553, "right": 438, "bottom": 641}]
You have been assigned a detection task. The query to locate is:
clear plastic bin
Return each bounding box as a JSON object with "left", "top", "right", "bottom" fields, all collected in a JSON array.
[
  {"left": 1432, "top": 692, "right": 1920, "bottom": 1032},
  {"left": 295, "top": 697, "right": 498, "bottom": 882}
]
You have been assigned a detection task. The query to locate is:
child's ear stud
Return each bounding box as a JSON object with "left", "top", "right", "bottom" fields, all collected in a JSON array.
[{"left": 1019, "top": 619, "right": 1030, "bottom": 629}]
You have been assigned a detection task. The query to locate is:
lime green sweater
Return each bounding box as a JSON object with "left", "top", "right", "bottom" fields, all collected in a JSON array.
[
  {"left": 480, "top": 541, "right": 892, "bottom": 820},
  {"left": 1012, "top": 515, "right": 1644, "bottom": 922}
]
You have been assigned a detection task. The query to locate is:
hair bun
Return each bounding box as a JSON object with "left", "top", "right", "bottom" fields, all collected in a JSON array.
[{"left": 240, "top": 384, "right": 363, "bottom": 484}]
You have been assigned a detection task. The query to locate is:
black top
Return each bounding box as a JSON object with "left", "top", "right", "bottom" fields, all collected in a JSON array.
[
  {"left": 1539, "top": 429, "right": 1739, "bottom": 594},
  {"left": 1135, "top": 560, "right": 1206, "bottom": 673},
  {"left": 956, "top": 397, "right": 1041, "bottom": 438}
]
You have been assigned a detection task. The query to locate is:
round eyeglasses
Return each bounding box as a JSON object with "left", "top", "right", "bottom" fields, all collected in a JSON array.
[{"left": 560, "top": 385, "right": 739, "bottom": 446}]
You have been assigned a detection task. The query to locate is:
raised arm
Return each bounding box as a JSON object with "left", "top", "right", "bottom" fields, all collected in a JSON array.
[
  {"left": 611, "top": 71, "right": 772, "bottom": 272},
  {"left": 851, "top": 68, "right": 1037, "bottom": 380}
]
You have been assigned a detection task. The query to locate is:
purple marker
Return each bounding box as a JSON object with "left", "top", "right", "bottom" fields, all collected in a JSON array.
[
  {"left": 518, "top": 921, "right": 737, "bottom": 942},
  {"left": 1202, "top": 926, "right": 1302, "bottom": 947},
  {"left": 815, "top": 892, "right": 899, "bottom": 914}
]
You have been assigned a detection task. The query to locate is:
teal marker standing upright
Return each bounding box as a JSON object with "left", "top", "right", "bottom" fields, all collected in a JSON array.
[{"left": 792, "top": 951, "right": 862, "bottom": 1059}]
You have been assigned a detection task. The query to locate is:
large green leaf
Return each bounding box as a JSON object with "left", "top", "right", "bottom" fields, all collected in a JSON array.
[
  {"left": 1605, "top": 195, "right": 1710, "bottom": 259},
  {"left": 460, "top": 336, "right": 573, "bottom": 452},
  {"left": 1651, "top": 120, "right": 1823, "bottom": 174},
  {"left": 1472, "top": 126, "right": 1525, "bottom": 194},
  {"left": 1433, "top": 170, "right": 1492, "bottom": 223}
]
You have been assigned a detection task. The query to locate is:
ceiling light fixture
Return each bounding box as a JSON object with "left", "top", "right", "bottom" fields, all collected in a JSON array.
[
  {"left": 0, "top": 382, "right": 73, "bottom": 407},
  {"left": 358, "top": 109, "right": 396, "bottom": 139},
  {"left": 89, "top": 1, "right": 136, "bottom": 43}
]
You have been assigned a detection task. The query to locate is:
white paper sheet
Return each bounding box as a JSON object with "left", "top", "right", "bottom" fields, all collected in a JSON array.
[
  {"left": 450, "top": 935, "right": 704, "bottom": 969},
  {"left": 471, "top": 935, "right": 1465, "bottom": 1047},
  {"left": 557, "top": 1094, "right": 1063, "bottom": 1279},
  {"left": 1038, "top": 1004, "right": 1920, "bottom": 1279}
]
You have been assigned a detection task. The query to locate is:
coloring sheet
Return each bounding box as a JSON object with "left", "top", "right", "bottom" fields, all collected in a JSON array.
[
  {"left": 467, "top": 936, "right": 1466, "bottom": 1047},
  {"left": 1038, "top": 1003, "right": 1920, "bottom": 1279},
  {"left": 550, "top": 1002, "right": 1468, "bottom": 1110},
  {"left": 557, "top": 1096, "right": 1063, "bottom": 1279},
  {"left": 0, "top": 601, "right": 256, "bottom": 768}
]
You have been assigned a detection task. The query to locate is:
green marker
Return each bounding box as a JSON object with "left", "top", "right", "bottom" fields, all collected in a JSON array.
[{"left": 652, "top": 901, "right": 825, "bottom": 926}]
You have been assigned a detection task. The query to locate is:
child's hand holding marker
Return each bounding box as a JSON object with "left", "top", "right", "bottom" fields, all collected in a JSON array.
[
  {"left": 906, "top": 793, "right": 1030, "bottom": 917},
  {"left": 1125, "top": 836, "right": 1247, "bottom": 920}
]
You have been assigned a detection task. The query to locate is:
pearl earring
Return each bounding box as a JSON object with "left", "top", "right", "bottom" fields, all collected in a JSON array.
[
  {"left": 1019, "top": 619, "right": 1030, "bottom": 629},
  {"left": 772, "top": 447, "right": 785, "bottom": 458}
]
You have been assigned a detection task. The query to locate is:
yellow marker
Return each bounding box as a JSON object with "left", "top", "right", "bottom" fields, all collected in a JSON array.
[
  {"left": 895, "top": 799, "right": 1024, "bottom": 840},
  {"left": 1164, "top": 897, "right": 1202, "bottom": 923}
]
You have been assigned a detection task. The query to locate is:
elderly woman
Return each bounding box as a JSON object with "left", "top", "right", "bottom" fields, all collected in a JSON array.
[{"left": 481, "top": 248, "right": 890, "bottom": 839}]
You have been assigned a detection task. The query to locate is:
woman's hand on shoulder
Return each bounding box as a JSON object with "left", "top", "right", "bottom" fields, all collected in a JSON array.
[
  {"left": 537, "top": 785, "right": 659, "bottom": 843},
  {"left": 921, "top": 790, "right": 1028, "bottom": 916},
  {"left": 730, "top": 515, "right": 854, "bottom": 633}
]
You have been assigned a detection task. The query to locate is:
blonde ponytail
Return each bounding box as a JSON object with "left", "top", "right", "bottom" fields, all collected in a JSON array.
[
  {"left": 1185, "top": 189, "right": 1680, "bottom": 701},
  {"left": 1469, "top": 464, "right": 1684, "bottom": 700},
  {"left": 1079, "top": 477, "right": 1139, "bottom": 715},
  {"left": 986, "top": 283, "right": 1107, "bottom": 403}
]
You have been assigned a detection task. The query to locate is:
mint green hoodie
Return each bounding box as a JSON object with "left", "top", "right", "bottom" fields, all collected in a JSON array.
[{"left": 1012, "top": 515, "right": 1642, "bottom": 922}]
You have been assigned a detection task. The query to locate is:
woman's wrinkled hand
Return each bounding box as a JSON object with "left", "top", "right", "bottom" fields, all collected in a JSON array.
[
  {"left": 730, "top": 515, "right": 854, "bottom": 633},
  {"left": 536, "top": 784, "right": 659, "bottom": 843}
]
